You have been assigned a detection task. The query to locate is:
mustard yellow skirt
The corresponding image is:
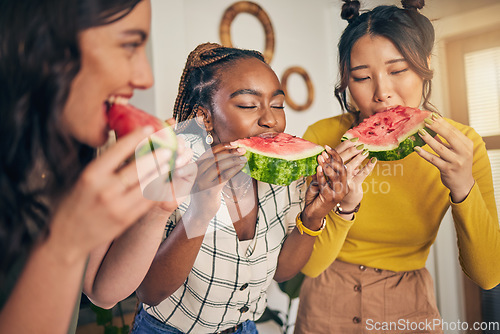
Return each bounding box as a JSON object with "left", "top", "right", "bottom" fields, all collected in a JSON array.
[{"left": 294, "top": 261, "right": 443, "bottom": 334}]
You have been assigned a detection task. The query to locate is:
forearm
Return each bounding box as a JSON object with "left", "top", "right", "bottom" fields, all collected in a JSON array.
[
  {"left": 273, "top": 228, "right": 317, "bottom": 282},
  {"left": 301, "top": 211, "right": 354, "bottom": 277},
  {"left": 136, "top": 209, "right": 210, "bottom": 306},
  {"left": 452, "top": 183, "right": 500, "bottom": 290},
  {"left": 0, "top": 235, "right": 87, "bottom": 334},
  {"left": 84, "top": 207, "right": 171, "bottom": 309}
]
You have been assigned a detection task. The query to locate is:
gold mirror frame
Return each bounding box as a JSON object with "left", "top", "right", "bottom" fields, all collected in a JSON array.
[
  {"left": 219, "top": 1, "right": 275, "bottom": 64},
  {"left": 281, "top": 66, "right": 314, "bottom": 111}
]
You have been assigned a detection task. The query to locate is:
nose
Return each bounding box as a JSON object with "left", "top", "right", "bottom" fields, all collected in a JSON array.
[
  {"left": 373, "top": 75, "right": 392, "bottom": 102},
  {"left": 258, "top": 107, "right": 278, "bottom": 128},
  {"left": 132, "top": 49, "right": 154, "bottom": 90}
]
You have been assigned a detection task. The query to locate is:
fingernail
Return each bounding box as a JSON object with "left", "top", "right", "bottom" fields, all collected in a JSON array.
[
  {"left": 418, "top": 128, "right": 428, "bottom": 137},
  {"left": 370, "top": 157, "right": 377, "bottom": 164},
  {"left": 239, "top": 156, "right": 247, "bottom": 162},
  {"left": 317, "top": 165, "right": 323, "bottom": 173},
  {"left": 318, "top": 155, "right": 325, "bottom": 163},
  {"left": 356, "top": 144, "right": 364, "bottom": 150},
  {"left": 325, "top": 145, "right": 332, "bottom": 150},
  {"left": 322, "top": 151, "right": 329, "bottom": 159},
  {"left": 414, "top": 146, "right": 421, "bottom": 152},
  {"left": 362, "top": 149, "right": 369, "bottom": 156},
  {"left": 431, "top": 112, "right": 441, "bottom": 120},
  {"left": 424, "top": 117, "right": 434, "bottom": 125},
  {"left": 236, "top": 147, "right": 246, "bottom": 154},
  {"left": 350, "top": 137, "right": 359, "bottom": 142}
]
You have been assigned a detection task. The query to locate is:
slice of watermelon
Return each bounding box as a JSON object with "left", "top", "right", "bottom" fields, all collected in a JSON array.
[
  {"left": 107, "top": 101, "right": 178, "bottom": 171},
  {"left": 234, "top": 133, "right": 325, "bottom": 186},
  {"left": 342, "top": 105, "right": 434, "bottom": 161}
]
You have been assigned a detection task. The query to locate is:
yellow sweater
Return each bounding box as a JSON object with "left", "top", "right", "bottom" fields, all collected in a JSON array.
[{"left": 301, "top": 113, "right": 500, "bottom": 289}]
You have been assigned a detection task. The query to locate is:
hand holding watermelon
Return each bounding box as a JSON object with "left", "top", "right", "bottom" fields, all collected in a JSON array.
[
  {"left": 301, "top": 146, "right": 349, "bottom": 224},
  {"left": 413, "top": 113, "right": 475, "bottom": 203},
  {"left": 187, "top": 143, "right": 248, "bottom": 222},
  {"left": 333, "top": 139, "right": 378, "bottom": 214}
]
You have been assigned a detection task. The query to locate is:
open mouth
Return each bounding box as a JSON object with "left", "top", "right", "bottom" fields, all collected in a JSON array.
[{"left": 105, "top": 96, "right": 130, "bottom": 114}]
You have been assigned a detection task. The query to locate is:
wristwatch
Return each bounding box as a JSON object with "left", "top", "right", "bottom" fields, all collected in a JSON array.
[
  {"left": 295, "top": 212, "right": 326, "bottom": 237},
  {"left": 335, "top": 202, "right": 361, "bottom": 215}
]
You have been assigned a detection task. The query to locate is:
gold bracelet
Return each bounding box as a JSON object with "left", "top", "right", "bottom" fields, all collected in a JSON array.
[{"left": 295, "top": 212, "right": 326, "bottom": 237}]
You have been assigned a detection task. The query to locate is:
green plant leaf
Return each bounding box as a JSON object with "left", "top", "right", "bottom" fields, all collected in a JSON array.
[
  {"left": 277, "top": 272, "right": 305, "bottom": 300},
  {"left": 119, "top": 325, "right": 130, "bottom": 333},
  {"left": 104, "top": 325, "right": 119, "bottom": 334},
  {"left": 89, "top": 304, "right": 113, "bottom": 326},
  {"left": 255, "top": 307, "right": 283, "bottom": 326}
]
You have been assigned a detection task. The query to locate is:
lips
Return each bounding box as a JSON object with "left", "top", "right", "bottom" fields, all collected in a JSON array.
[
  {"left": 256, "top": 132, "right": 280, "bottom": 139},
  {"left": 374, "top": 105, "right": 397, "bottom": 114}
]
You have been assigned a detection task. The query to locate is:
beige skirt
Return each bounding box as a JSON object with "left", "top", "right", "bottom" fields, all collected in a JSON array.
[{"left": 294, "top": 261, "right": 443, "bottom": 334}]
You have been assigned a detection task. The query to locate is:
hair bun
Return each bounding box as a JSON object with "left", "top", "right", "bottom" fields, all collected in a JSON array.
[
  {"left": 341, "top": 0, "right": 361, "bottom": 23},
  {"left": 401, "top": 0, "right": 425, "bottom": 10}
]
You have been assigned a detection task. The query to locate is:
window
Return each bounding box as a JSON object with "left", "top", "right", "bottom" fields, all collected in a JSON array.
[{"left": 446, "top": 28, "right": 500, "bottom": 215}]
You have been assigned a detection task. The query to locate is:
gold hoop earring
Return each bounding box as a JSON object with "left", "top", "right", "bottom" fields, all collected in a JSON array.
[{"left": 206, "top": 132, "right": 214, "bottom": 145}]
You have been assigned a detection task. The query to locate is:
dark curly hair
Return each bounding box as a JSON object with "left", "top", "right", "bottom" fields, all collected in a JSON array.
[
  {"left": 0, "top": 0, "right": 143, "bottom": 285},
  {"left": 173, "top": 42, "right": 265, "bottom": 133},
  {"left": 335, "top": 0, "right": 435, "bottom": 122}
]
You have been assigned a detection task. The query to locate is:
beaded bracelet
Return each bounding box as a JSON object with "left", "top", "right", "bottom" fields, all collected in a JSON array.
[{"left": 335, "top": 202, "right": 361, "bottom": 215}]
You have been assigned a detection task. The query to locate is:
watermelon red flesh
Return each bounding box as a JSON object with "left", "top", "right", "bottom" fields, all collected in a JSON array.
[
  {"left": 107, "top": 103, "right": 178, "bottom": 167},
  {"left": 234, "top": 133, "right": 325, "bottom": 186},
  {"left": 342, "top": 106, "right": 433, "bottom": 161}
]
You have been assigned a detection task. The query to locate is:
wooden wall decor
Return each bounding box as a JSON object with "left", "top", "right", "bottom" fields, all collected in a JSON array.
[
  {"left": 281, "top": 66, "right": 314, "bottom": 111},
  {"left": 219, "top": 1, "right": 275, "bottom": 64}
]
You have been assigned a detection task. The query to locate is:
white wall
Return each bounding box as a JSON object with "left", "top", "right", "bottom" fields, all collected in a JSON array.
[{"left": 143, "top": 0, "right": 346, "bottom": 137}]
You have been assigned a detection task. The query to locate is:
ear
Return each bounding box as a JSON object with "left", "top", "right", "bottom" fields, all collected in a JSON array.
[
  {"left": 194, "top": 106, "right": 213, "bottom": 132},
  {"left": 427, "top": 56, "right": 431, "bottom": 69}
]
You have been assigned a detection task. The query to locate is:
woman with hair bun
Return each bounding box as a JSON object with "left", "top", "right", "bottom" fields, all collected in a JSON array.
[{"left": 294, "top": 1, "right": 499, "bottom": 333}]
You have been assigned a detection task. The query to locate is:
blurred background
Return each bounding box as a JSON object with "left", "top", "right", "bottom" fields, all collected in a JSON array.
[{"left": 78, "top": 1, "right": 500, "bottom": 333}]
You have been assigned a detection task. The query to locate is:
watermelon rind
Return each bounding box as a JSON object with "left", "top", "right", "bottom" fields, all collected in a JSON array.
[
  {"left": 342, "top": 128, "right": 434, "bottom": 161},
  {"left": 235, "top": 134, "right": 325, "bottom": 186},
  {"left": 135, "top": 126, "right": 178, "bottom": 180},
  {"left": 341, "top": 106, "right": 435, "bottom": 161},
  {"left": 241, "top": 151, "right": 322, "bottom": 186}
]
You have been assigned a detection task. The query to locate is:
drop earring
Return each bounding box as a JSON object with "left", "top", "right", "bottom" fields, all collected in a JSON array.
[{"left": 205, "top": 132, "right": 214, "bottom": 145}]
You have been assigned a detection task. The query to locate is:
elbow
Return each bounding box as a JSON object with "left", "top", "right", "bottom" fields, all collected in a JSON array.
[
  {"left": 478, "top": 279, "right": 500, "bottom": 291},
  {"left": 85, "top": 295, "right": 118, "bottom": 310},
  {"left": 136, "top": 287, "right": 170, "bottom": 307}
]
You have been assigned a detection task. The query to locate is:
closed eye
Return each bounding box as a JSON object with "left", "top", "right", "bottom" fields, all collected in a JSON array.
[
  {"left": 271, "top": 105, "right": 285, "bottom": 109},
  {"left": 391, "top": 68, "right": 408, "bottom": 75},
  {"left": 352, "top": 76, "right": 369, "bottom": 82},
  {"left": 237, "top": 105, "right": 257, "bottom": 109}
]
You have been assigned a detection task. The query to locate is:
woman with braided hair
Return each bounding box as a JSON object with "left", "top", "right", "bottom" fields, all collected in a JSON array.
[
  {"left": 131, "top": 42, "right": 373, "bottom": 334},
  {"left": 294, "top": 0, "right": 499, "bottom": 333}
]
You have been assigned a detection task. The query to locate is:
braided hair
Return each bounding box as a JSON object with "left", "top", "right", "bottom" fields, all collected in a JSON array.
[
  {"left": 173, "top": 43, "right": 265, "bottom": 132},
  {"left": 335, "top": 0, "right": 435, "bottom": 122}
]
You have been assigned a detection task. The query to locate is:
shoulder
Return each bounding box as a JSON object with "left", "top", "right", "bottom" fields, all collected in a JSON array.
[
  {"left": 443, "top": 118, "right": 486, "bottom": 149},
  {"left": 303, "top": 113, "right": 354, "bottom": 146},
  {"left": 443, "top": 118, "right": 481, "bottom": 140}
]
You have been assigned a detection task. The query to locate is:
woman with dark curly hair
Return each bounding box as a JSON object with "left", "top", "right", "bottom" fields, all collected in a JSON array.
[
  {"left": 0, "top": 0, "right": 191, "bottom": 332},
  {"left": 294, "top": 1, "right": 499, "bottom": 333},
  {"left": 130, "top": 42, "right": 370, "bottom": 334}
]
